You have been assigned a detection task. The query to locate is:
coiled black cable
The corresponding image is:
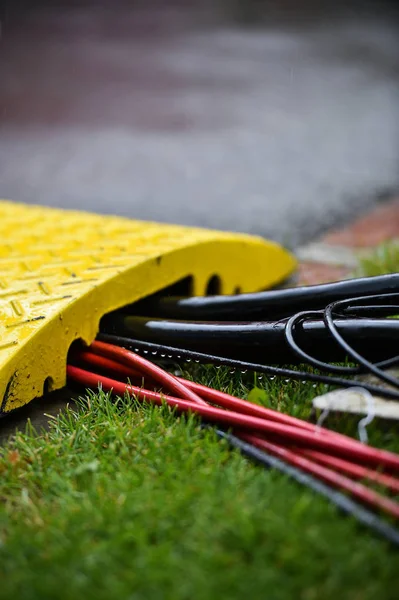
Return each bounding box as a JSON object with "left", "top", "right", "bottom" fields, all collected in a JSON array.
[
  {"left": 324, "top": 293, "right": 399, "bottom": 390},
  {"left": 285, "top": 312, "right": 399, "bottom": 375}
]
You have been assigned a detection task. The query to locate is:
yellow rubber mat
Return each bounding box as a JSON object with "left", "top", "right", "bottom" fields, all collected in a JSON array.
[{"left": 0, "top": 200, "right": 296, "bottom": 413}]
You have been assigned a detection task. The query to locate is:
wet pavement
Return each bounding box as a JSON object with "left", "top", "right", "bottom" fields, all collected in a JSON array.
[{"left": 0, "top": 1, "right": 398, "bottom": 247}]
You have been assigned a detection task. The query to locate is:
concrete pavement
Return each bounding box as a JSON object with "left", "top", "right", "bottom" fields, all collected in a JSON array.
[{"left": 0, "top": 1, "right": 398, "bottom": 247}]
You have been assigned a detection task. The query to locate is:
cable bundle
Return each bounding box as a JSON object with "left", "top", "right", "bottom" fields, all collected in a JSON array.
[
  {"left": 68, "top": 340, "right": 399, "bottom": 546},
  {"left": 68, "top": 274, "right": 399, "bottom": 544},
  {"left": 100, "top": 274, "right": 399, "bottom": 398}
]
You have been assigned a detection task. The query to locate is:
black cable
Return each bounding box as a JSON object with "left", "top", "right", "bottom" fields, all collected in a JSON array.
[
  {"left": 100, "top": 313, "right": 399, "bottom": 366},
  {"left": 97, "top": 334, "right": 399, "bottom": 400},
  {"left": 284, "top": 310, "right": 399, "bottom": 375},
  {"left": 214, "top": 428, "right": 399, "bottom": 547},
  {"left": 101, "top": 290, "right": 399, "bottom": 395},
  {"left": 343, "top": 305, "right": 399, "bottom": 317},
  {"left": 324, "top": 294, "right": 399, "bottom": 390},
  {"left": 285, "top": 310, "right": 361, "bottom": 374},
  {"left": 132, "top": 274, "right": 399, "bottom": 321}
]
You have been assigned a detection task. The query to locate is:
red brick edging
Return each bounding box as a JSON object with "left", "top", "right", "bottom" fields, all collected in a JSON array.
[{"left": 296, "top": 199, "right": 399, "bottom": 285}]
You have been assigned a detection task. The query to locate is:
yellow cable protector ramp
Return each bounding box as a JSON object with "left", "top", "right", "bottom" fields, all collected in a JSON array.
[{"left": 0, "top": 200, "right": 296, "bottom": 413}]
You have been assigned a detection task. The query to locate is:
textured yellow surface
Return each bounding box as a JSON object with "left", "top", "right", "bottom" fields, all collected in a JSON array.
[{"left": 0, "top": 200, "right": 296, "bottom": 413}]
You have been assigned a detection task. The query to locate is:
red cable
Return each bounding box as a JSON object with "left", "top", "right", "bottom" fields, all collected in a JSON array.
[
  {"left": 67, "top": 364, "right": 399, "bottom": 520},
  {"left": 75, "top": 349, "right": 385, "bottom": 454},
  {"left": 69, "top": 343, "right": 399, "bottom": 516},
  {"left": 74, "top": 350, "right": 332, "bottom": 435},
  {"left": 75, "top": 349, "right": 399, "bottom": 492},
  {"left": 241, "top": 434, "right": 399, "bottom": 520},
  {"left": 68, "top": 363, "right": 399, "bottom": 473},
  {"left": 91, "top": 340, "right": 208, "bottom": 406},
  {"left": 71, "top": 342, "right": 399, "bottom": 511},
  {"left": 83, "top": 342, "right": 399, "bottom": 473},
  {"left": 297, "top": 448, "right": 399, "bottom": 495}
]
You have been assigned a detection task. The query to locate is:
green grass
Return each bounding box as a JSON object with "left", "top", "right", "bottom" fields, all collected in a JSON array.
[
  {"left": 1, "top": 242, "right": 399, "bottom": 599},
  {"left": 356, "top": 242, "right": 399, "bottom": 277}
]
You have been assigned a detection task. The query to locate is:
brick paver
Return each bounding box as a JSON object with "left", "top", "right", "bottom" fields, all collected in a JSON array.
[
  {"left": 324, "top": 199, "right": 399, "bottom": 248},
  {"left": 297, "top": 198, "right": 398, "bottom": 284}
]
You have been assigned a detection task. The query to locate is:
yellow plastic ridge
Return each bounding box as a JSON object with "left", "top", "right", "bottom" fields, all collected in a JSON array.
[{"left": 0, "top": 200, "right": 296, "bottom": 413}]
